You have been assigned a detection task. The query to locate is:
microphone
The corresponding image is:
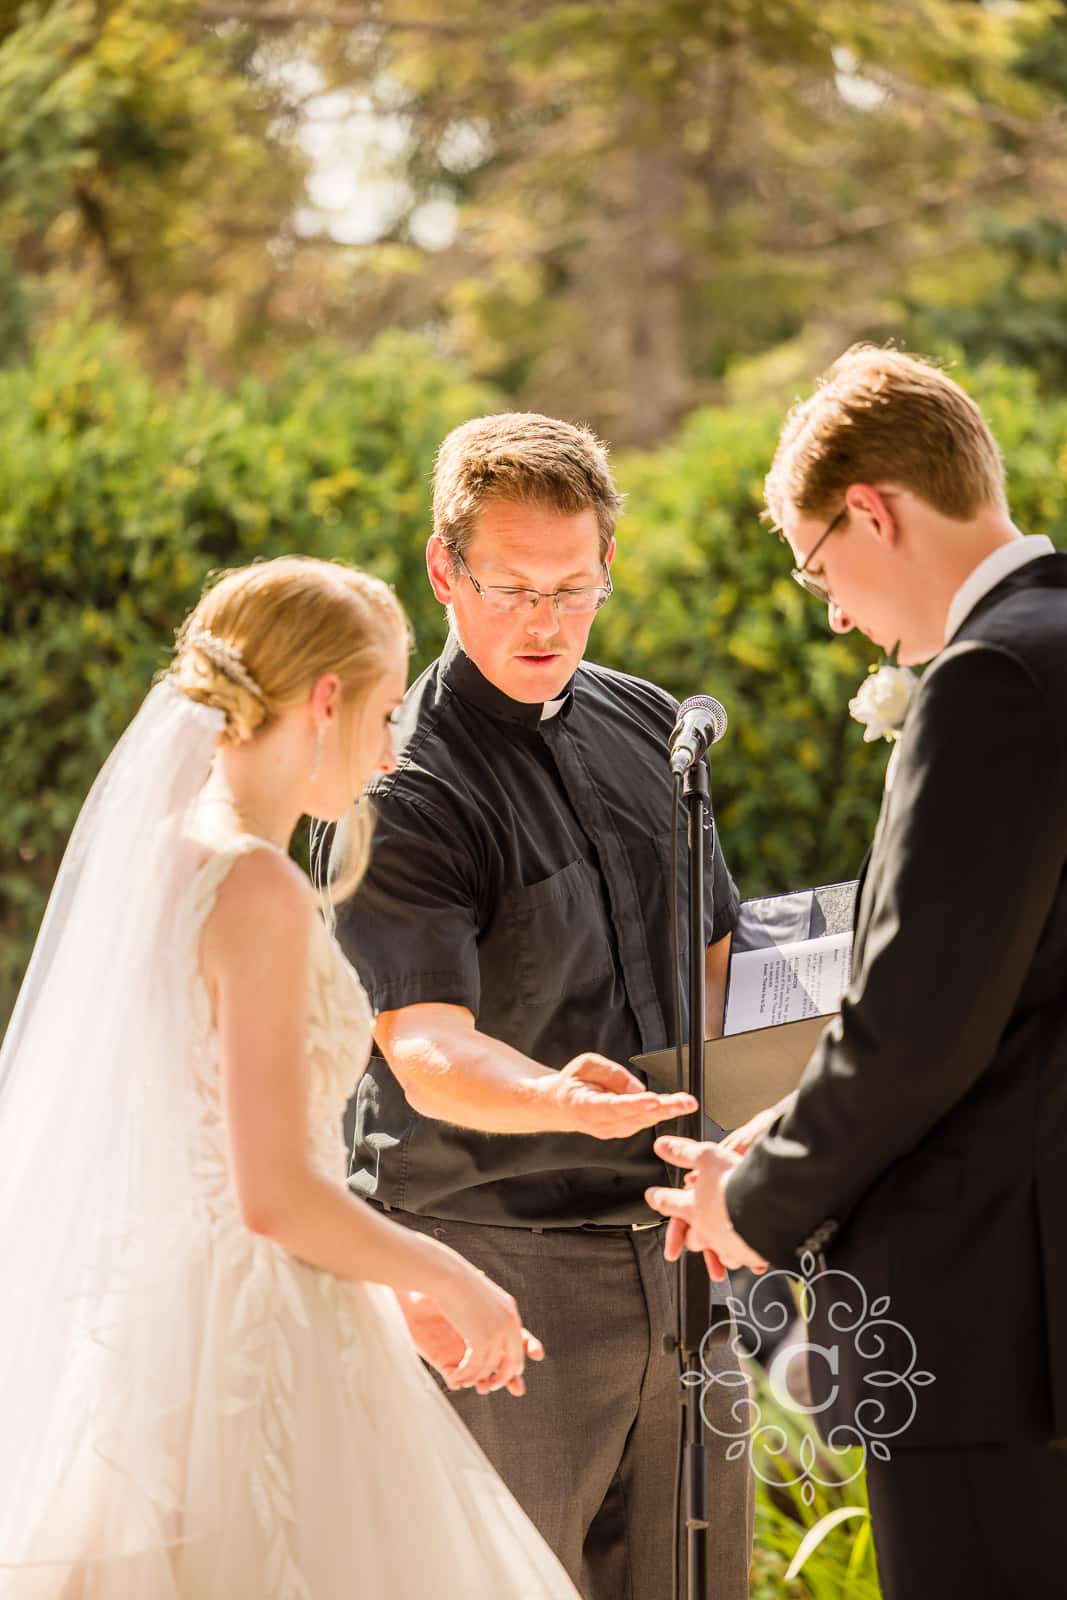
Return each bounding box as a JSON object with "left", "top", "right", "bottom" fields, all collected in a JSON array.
[{"left": 668, "top": 694, "right": 728, "bottom": 775}]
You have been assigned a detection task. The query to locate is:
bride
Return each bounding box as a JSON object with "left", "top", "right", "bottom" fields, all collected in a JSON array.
[{"left": 0, "top": 556, "right": 580, "bottom": 1598}]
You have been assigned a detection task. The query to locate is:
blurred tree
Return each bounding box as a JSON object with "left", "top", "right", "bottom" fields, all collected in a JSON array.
[
  {"left": 198, "top": 0, "right": 1067, "bottom": 441},
  {"left": 906, "top": 2, "right": 1067, "bottom": 387},
  {"left": 3, "top": 2, "right": 1065, "bottom": 432},
  {"left": 0, "top": 0, "right": 322, "bottom": 370}
]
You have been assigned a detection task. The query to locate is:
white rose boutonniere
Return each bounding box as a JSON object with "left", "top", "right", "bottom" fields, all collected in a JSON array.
[{"left": 848, "top": 655, "right": 918, "bottom": 743}]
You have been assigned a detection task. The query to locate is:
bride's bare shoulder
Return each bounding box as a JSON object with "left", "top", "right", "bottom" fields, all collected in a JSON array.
[{"left": 201, "top": 843, "right": 315, "bottom": 966}]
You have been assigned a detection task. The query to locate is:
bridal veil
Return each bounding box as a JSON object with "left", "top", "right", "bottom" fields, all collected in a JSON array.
[{"left": 0, "top": 677, "right": 227, "bottom": 1571}]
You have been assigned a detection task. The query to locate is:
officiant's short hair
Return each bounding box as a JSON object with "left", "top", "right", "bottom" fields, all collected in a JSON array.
[
  {"left": 432, "top": 412, "right": 622, "bottom": 563},
  {"left": 764, "top": 346, "right": 1007, "bottom": 529}
]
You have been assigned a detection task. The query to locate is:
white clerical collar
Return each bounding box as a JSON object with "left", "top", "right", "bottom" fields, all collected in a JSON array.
[
  {"left": 540, "top": 698, "right": 566, "bottom": 721},
  {"left": 944, "top": 534, "right": 1055, "bottom": 644}
]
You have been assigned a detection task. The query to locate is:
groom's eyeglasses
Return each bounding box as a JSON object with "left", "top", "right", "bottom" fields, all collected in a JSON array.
[{"left": 790, "top": 506, "right": 849, "bottom": 603}]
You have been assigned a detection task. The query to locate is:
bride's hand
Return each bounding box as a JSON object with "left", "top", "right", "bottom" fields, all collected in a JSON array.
[
  {"left": 399, "top": 1290, "right": 544, "bottom": 1396},
  {"left": 430, "top": 1263, "right": 539, "bottom": 1396}
]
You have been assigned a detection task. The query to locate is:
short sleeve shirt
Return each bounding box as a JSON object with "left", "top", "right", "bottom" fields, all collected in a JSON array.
[{"left": 334, "top": 632, "right": 740, "bottom": 1227}]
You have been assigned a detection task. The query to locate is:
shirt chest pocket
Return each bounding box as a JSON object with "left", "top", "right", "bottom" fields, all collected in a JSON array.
[{"left": 491, "top": 857, "right": 616, "bottom": 1009}]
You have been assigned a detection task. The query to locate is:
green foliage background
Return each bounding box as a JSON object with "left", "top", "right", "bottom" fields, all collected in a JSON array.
[
  {"left": 3, "top": 318, "right": 1066, "bottom": 1020},
  {"left": 0, "top": 318, "right": 494, "bottom": 1010}
]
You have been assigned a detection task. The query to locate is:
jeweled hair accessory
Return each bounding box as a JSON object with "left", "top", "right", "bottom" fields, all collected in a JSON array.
[{"left": 185, "top": 623, "right": 265, "bottom": 701}]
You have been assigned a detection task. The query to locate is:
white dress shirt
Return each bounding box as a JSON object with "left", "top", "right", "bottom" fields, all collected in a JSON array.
[{"left": 944, "top": 534, "right": 1056, "bottom": 645}]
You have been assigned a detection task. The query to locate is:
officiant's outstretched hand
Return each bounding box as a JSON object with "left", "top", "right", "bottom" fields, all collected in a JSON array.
[{"left": 645, "top": 1134, "right": 768, "bottom": 1280}]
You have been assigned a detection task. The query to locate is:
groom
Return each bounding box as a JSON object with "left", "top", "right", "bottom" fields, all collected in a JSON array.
[{"left": 646, "top": 346, "right": 1067, "bottom": 1599}]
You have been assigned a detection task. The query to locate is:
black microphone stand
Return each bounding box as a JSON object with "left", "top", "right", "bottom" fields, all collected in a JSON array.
[
  {"left": 675, "top": 748, "right": 742, "bottom": 1600},
  {"left": 672, "top": 755, "right": 716, "bottom": 1600}
]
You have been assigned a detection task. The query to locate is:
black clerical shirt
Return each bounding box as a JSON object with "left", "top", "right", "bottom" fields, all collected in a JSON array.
[{"left": 335, "top": 632, "right": 739, "bottom": 1227}]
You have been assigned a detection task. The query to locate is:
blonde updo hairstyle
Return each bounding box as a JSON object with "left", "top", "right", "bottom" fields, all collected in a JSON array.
[{"left": 174, "top": 555, "right": 410, "bottom": 904}]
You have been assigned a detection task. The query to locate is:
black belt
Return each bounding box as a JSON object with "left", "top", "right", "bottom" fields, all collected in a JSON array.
[
  {"left": 541, "top": 1219, "right": 665, "bottom": 1234},
  {"left": 370, "top": 1200, "right": 663, "bottom": 1234}
]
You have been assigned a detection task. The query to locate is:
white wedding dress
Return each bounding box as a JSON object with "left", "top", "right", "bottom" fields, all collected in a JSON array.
[{"left": 3, "top": 834, "right": 578, "bottom": 1600}]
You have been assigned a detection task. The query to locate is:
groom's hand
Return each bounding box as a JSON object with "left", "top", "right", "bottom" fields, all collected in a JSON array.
[
  {"left": 719, "top": 1094, "right": 795, "bottom": 1159},
  {"left": 645, "top": 1135, "right": 768, "bottom": 1281}
]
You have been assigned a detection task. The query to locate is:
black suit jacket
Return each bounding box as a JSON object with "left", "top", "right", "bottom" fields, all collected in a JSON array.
[{"left": 727, "top": 553, "right": 1067, "bottom": 1447}]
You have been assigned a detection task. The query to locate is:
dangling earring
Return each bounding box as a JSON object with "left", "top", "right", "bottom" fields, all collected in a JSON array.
[{"left": 311, "top": 724, "right": 325, "bottom": 782}]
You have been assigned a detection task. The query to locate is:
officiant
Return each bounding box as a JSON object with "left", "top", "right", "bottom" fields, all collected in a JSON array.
[{"left": 323, "top": 410, "right": 752, "bottom": 1600}]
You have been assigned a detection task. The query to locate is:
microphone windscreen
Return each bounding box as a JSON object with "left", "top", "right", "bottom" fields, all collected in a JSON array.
[{"left": 676, "top": 693, "right": 728, "bottom": 746}]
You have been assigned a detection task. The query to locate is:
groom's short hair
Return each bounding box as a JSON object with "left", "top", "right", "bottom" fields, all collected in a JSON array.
[{"left": 764, "top": 345, "right": 1007, "bottom": 529}]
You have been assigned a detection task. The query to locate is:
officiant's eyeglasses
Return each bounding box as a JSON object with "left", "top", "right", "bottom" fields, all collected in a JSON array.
[
  {"left": 453, "top": 550, "right": 614, "bottom": 616},
  {"left": 790, "top": 507, "right": 849, "bottom": 602}
]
